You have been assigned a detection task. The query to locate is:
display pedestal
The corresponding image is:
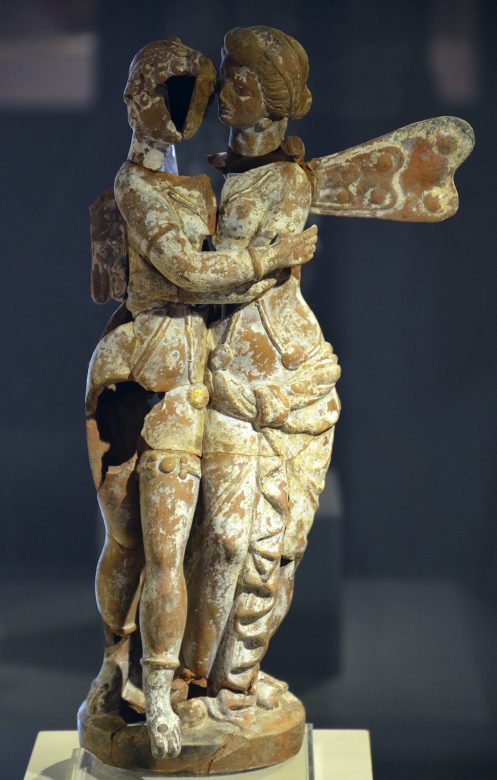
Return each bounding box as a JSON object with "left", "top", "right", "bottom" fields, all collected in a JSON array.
[{"left": 24, "top": 728, "right": 373, "bottom": 779}]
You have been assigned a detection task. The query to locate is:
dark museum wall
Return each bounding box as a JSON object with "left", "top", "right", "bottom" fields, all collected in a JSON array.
[{"left": 1, "top": 2, "right": 496, "bottom": 779}]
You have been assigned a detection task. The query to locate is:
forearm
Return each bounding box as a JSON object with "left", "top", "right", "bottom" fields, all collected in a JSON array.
[
  {"left": 148, "top": 231, "right": 263, "bottom": 292},
  {"left": 114, "top": 163, "right": 309, "bottom": 294},
  {"left": 177, "top": 274, "right": 284, "bottom": 305}
]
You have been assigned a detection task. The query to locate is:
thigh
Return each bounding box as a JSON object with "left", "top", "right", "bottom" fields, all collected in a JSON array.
[{"left": 139, "top": 450, "right": 201, "bottom": 564}]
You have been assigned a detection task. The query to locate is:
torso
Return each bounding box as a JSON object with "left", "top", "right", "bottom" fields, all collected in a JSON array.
[
  {"left": 115, "top": 163, "right": 217, "bottom": 316},
  {"left": 211, "top": 161, "right": 324, "bottom": 385}
]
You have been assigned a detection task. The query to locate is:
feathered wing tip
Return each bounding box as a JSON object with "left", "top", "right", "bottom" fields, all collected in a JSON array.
[{"left": 307, "top": 116, "right": 475, "bottom": 222}]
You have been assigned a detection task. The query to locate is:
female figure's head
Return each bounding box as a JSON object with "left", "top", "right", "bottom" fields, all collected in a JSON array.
[{"left": 218, "top": 26, "right": 312, "bottom": 130}]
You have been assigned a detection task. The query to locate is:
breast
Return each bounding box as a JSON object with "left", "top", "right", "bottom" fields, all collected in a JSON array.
[
  {"left": 216, "top": 162, "right": 312, "bottom": 248},
  {"left": 213, "top": 162, "right": 323, "bottom": 377}
]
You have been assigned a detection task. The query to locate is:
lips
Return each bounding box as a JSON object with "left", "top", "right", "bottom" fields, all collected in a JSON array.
[{"left": 218, "top": 103, "right": 233, "bottom": 119}]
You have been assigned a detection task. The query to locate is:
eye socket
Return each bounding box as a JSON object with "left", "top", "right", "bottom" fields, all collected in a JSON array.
[{"left": 155, "top": 75, "right": 197, "bottom": 132}]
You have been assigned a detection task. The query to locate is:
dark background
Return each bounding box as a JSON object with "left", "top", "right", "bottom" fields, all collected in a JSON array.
[{"left": 1, "top": 1, "right": 496, "bottom": 778}]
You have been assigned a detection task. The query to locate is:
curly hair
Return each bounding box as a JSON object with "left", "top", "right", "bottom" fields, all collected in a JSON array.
[
  {"left": 124, "top": 38, "right": 217, "bottom": 142},
  {"left": 223, "top": 26, "right": 312, "bottom": 121}
]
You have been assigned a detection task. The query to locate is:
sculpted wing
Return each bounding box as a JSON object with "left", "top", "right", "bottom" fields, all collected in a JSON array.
[
  {"left": 90, "top": 187, "right": 129, "bottom": 303},
  {"left": 307, "top": 116, "right": 475, "bottom": 222}
]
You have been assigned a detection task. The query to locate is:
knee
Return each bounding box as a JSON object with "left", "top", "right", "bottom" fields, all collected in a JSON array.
[
  {"left": 105, "top": 524, "right": 142, "bottom": 551},
  {"left": 138, "top": 448, "right": 201, "bottom": 482},
  {"left": 144, "top": 544, "right": 180, "bottom": 578}
]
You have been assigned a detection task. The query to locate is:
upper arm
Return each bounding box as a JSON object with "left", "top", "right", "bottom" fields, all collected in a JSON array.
[{"left": 114, "top": 163, "right": 178, "bottom": 254}]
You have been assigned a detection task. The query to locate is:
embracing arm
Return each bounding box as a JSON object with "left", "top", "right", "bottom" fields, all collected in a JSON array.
[
  {"left": 114, "top": 162, "right": 316, "bottom": 293},
  {"left": 145, "top": 223, "right": 316, "bottom": 293}
]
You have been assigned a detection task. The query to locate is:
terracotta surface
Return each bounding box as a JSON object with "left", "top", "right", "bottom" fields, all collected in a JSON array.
[
  {"left": 78, "top": 691, "right": 304, "bottom": 774},
  {"left": 307, "top": 115, "right": 474, "bottom": 221},
  {"left": 81, "top": 27, "right": 474, "bottom": 773},
  {"left": 26, "top": 729, "right": 374, "bottom": 780}
]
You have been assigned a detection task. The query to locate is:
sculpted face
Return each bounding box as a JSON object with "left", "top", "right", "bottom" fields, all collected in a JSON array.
[
  {"left": 218, "top": 55, "right": 266, "bottom": 128},
  {"left": 124, "top": 39, "right": 217, "bottom": 144}
]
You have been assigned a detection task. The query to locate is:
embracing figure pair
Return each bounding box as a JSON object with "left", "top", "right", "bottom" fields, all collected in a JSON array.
[{"left": 79, "top": 26, "right": 473, "bottom": 774}]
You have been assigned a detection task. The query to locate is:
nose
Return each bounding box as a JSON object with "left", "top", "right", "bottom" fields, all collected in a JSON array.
[
  {"left": 218, "top": 81, "right": 232, "bottom": 105},
  {"left": 218, "top": 82, "right": 227, "bottom": 101}
]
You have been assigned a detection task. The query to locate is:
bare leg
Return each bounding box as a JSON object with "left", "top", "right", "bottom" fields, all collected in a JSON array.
[
  {"left": 85, "top": 342, "right": 153, "bottom": 714},
  {"left": 86, "top": 453, "right": 144, "bottom": 715},
  {"left": 96, "top": 454, "right": 143, "bottom": 636},
  {"left": 139, "top": 448, "right": 200, "bottom": 759}
]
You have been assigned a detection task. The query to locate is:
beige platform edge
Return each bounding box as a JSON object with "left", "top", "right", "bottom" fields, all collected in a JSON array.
[{"left": 24, "top": 729, "right": 373, "bottom": 780}]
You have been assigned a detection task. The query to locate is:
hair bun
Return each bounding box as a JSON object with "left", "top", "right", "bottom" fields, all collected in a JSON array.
[
  {"left": 291, "top": 85, "right": 312, "bottom": 121},
  {"left": 223, "top": 26, "right": 312, "bottom": 122}
]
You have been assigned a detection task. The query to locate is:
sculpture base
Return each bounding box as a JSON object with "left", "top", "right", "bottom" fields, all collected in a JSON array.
[{"left": 77, "top": 691, "right": 305, "bottom": 774}]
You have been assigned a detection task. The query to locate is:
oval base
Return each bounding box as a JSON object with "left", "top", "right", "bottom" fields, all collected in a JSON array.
[{"left": 78, "top": 691, "right": 305, "bottom": 774}]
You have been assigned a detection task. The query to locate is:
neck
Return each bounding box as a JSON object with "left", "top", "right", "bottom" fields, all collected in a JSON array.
[
  {"left": 128, "top": 132, "right": 170, "bottom": 171},
  {"left": 229, "top": 118, "right": 288, "bottom": 157}
]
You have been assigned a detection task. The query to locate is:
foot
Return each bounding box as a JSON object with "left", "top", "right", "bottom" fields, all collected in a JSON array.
[
  {"left": 175, "top": 697, "right": 208, "bottom": 727},
  {"left": 258, "top": 670, "right": 288, "bottom": 689},
  {"left": 256, "top": 670, "right": 288, "bottom": 710},
  {"left": 143, "top": 666, "right": 182, "bottom": 759},
  {"left": 206, "top": 687, "right": 257, "bottom": 728},
  {"left": 86, "top": 677, "right": 118, "bottom": 715},
  {"left": 85, "top": 638, "right": 130, "bottom": 715},
  {"left": 147, "top": 704, "right": 182, "bottom": 759}
]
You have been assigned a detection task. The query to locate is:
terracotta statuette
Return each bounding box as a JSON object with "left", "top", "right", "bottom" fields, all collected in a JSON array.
[{"left": 78, "top": 27, "right": 474, "bottom": 774}]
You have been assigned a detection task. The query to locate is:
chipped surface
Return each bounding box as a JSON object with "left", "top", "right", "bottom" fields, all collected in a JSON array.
[
  {"left": 308, "top": 116, "right": 474, "bottom": 221},
  {"left": 81, "top": 26, "right": 474, "bottom": 775},
  {"left": 78, "top": 690, "right": 304, "bottom": 773}
]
